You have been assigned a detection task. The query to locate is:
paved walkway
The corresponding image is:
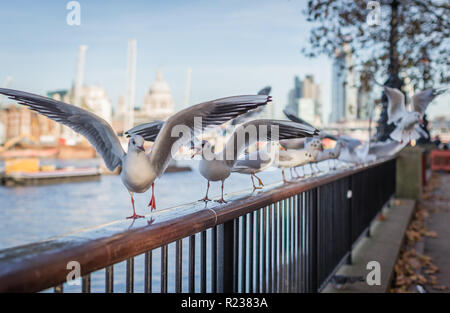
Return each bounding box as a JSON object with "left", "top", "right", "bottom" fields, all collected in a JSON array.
[
  {"left": 323, "top": 199, "right": 416, "bottom": 293},
  {"left": 423, "top": 173, "right": 450, "bottom": 293}
]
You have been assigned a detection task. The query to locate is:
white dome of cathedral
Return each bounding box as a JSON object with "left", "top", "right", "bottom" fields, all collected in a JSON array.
[
  {"left": 137, "top": 70, "right": 175, "bottom": 123},
  {"left": 150, "top": 71, "right": 171, "bottom": 94}
]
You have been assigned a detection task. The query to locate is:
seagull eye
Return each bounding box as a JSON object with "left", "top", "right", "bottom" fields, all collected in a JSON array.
[{"left": 132, "top": 140, "right": 135, "bottom": 145}]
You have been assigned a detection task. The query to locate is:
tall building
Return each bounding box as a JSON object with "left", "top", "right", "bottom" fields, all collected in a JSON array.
[
  {"left": 287, "top": 76, "right": 302, "bottom": 115},
  {"left": 287, "top": 75, "right": 322, "bottom": 125},
  {"left": 297, "top": 98, "right": 315, "bottom": 124},
  {"left": 302, "top": 75, "right": 322, "bottom": 124},
  {"left": 112, "top": 94, "right": 126, "bottom": 133},
  {"left": 329, "top": 44, "right": 358, "bottom": 123},
  {"left": 0, "top": 105, "right": 61, "bottom": 144},
  {"left": 48, "top": 86, "right": 112, "bottom": 144},
  {"left": 81, "top": 85, "right": 112, "bottom": 124}
]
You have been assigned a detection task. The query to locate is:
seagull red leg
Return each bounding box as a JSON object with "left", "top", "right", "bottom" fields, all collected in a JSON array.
[
  {"left": 148, "top": 183, "right": 156, "bottom": 211},
  {"left": 251, "top": 174, "right": 262, "bottom": 190},
  {"left": 254, "top": 173, "right": 264, "bottom": 187},
  {"left": 282, "top": 169, "right": 289, "bottom": 183},
  {"left": 199, "top": 181, "right": 211, "bottom": 201},
  {"left": 215, "top": 180, "right": 227, "bottom": 203},
  {"left": 127, "top": 192, "right": 144, "bottom": 219}
]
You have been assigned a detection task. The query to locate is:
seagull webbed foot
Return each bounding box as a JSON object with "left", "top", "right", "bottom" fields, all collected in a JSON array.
[
  {"left": 254, "top": 174, "right": 264, "bottom": 187},
  {"left": 126, "top": 213, "right": 145, "bottom": 219}
]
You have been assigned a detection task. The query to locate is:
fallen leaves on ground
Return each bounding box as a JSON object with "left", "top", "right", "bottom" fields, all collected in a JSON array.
[{"left": 391, "top": 173, "right": 447, "bottom": 293}]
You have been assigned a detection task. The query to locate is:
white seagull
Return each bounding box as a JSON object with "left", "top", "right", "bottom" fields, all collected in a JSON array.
[
  {"left": 304, "top": 136, "right": 324, "bottom": 174},
  {"left": 338, "top": 137, "right": 376, "bottom": 165},
  {"left": 0, "top": 88, "right": 271, "bottom": 218},
  {"left": 231, "top": 141, "right": 280, "bottom": 190},
  {"left": 277, "top": 141, "right": 321, "bottom": 182},
  {"left": 385, "top": 86, "right": 445, "bottom": 144},
  {"left": 368, "top": 139, "right": 408, "bottom": 158},
  {"left": 194, "top": 119, "right": 319, "bottom": 202},
  {"left": 317, "top": 140, "right": 345, "bottom": 169}
]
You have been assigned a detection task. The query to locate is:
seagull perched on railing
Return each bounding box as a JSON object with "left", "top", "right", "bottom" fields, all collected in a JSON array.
[
  {"left": 192, "top": 119, "right": 319, "bottom": 203},
  {"left": 317, "top": 140, "right": 345, "bottom": 170},
  {"left": 368, "top": 139, "right": 408, "bottom": 158},
  {"left": 0, "top": 88, "right": 271, "bottom": 218},
  {"left": 304, "top": 136, "right": 324, "bottom": 174},
  {"left": 276, "top": 141, "right": 321, "bottom": 182},
  {"left": 231, "top": 141, "right": 280, "bottom": 190},
  {"left": 385, "top": 86, "right": 446, "bottom": 144},
  {"left": 335, "top": 135, "right": 373, "bottom": 165}
]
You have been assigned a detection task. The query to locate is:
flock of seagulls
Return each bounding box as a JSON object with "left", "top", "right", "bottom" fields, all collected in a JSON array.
[{"left": 0, "top": 85, "right": 445, "bottom": 219}]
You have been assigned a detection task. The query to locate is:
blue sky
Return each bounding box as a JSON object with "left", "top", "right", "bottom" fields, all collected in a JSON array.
[{"left": 0, "top": 0, "right": 447, "bottom": 120}]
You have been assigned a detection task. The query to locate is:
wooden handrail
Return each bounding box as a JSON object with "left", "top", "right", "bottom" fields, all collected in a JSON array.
[{"left": 0, "top": 157, "right": 394, "bottom": 292}]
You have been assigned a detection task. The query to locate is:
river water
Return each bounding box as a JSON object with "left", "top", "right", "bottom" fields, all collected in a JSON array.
[
  {"left": 0, "top": 158, "right": 293, "bottom": 249},
  {"left": 1, "top": 158, "right": 319, "bottom": 292}
]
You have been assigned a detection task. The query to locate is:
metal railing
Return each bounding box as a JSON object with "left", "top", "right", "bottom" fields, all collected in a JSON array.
[{"left": 0, "top": 158, "right": 396, "bottom": 293}]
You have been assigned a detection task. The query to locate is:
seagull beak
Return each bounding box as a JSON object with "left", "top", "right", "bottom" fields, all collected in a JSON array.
[
  {"left": 191, "top": 147, "right": 201, "bottom": 159},
  {"left": 280, "top": 146, "right": 287, "bottom": 151},
  {"left": 138, "top": 145, "right": 145, "bottom": 152},
  {"left": 419, "top": 118, "right": 424, "bottom": 125}
]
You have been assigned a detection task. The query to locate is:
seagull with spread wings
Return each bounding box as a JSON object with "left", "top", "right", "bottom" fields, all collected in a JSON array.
[
  {"left": 385, "top": 86, "right": 445, "bottom": 144},
  {"left": 0, "top": 88, "right": 271, "bottom": 218}
]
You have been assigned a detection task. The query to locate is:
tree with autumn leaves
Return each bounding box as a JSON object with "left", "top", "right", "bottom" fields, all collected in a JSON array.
[{"left": 302, "top": 0, "right": 449, "bottom": 141}]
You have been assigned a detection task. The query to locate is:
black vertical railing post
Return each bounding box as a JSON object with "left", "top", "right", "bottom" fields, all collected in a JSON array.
[
  {"left": 233, "top": 218, "right": 239, "bottom": 293},
  {"left": 189, "top": 235, "right": 195, "bottom": 293},
  {"left": 217, "top": 220, "right": 235, "bottom": 292},
  {"left": 347, "top": 176, "right": 353, "bottom": 265},
  {"left": 311, "top": 188, "right": 319, "bottom": 293}
]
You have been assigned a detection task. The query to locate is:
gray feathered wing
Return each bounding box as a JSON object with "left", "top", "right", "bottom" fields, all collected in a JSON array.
[
  {"left": 125, "top": 120, "right": 165, "bottom": 142},
  {"left": 283, "top": 108, "right": 337, "bottom": 141},
  {"left": 148, "top": 95, "right": 272, "bottom": 177},
  {"left": 0, "top": 88, "right": 125, "bottom": 171},
  {"left": 230, "top": 86, "right": 272, "bottom": 126},
  {"left": 412, "top": 88, "right": 446, "bottom": 117},
  {"left": 223, "top": 119, "right": 319, "bottom": 168},
  {"left": 385, "top": 86, "right": 406, "bottom": 125}
]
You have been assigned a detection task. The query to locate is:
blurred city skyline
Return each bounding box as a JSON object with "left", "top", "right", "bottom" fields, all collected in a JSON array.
[{"left": 0, "top": 0, "right": 448, "bottom": 122}]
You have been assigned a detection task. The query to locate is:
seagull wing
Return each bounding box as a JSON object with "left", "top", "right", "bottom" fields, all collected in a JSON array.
[
  {"left": 283, "top": 108, "right": 316, "bottom": 129},
  {"left": 385, "top": 86, "right": 406, "bottom": 125},
  {"left": 339, "top": 135, "right": 362, "bottom": 151},
  {"left": 232, "top": 151, "right": 269, "bottom": 172},
  {"left": 278, "top": 150, "right": 295, "bottom": 161},
  {"left": 369, "top": 140, "right": 408, "bottom": 157},
  {"left": 414, "top": 124, "right": 429, "bottom": 139},
  {"left": 149, "top": 95, "right": 272, "bottom": 177},
  {"left": 257, "top": 86, "right": 271, "bottom": 96},
  {"left": 125, "top": 120, "right": 165, "bottom": 142},
  {"left": 0, "top": 88, "right": 125, "bottom": 171},
  {"left": 412, "top": 88, "right": 446, "bottom": 117},
  {"left": 230, "top": 87, "right": 272, "bottom": 125},
  {"left": 223, "top": 119, "right": 319, "bottom": 167}
]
